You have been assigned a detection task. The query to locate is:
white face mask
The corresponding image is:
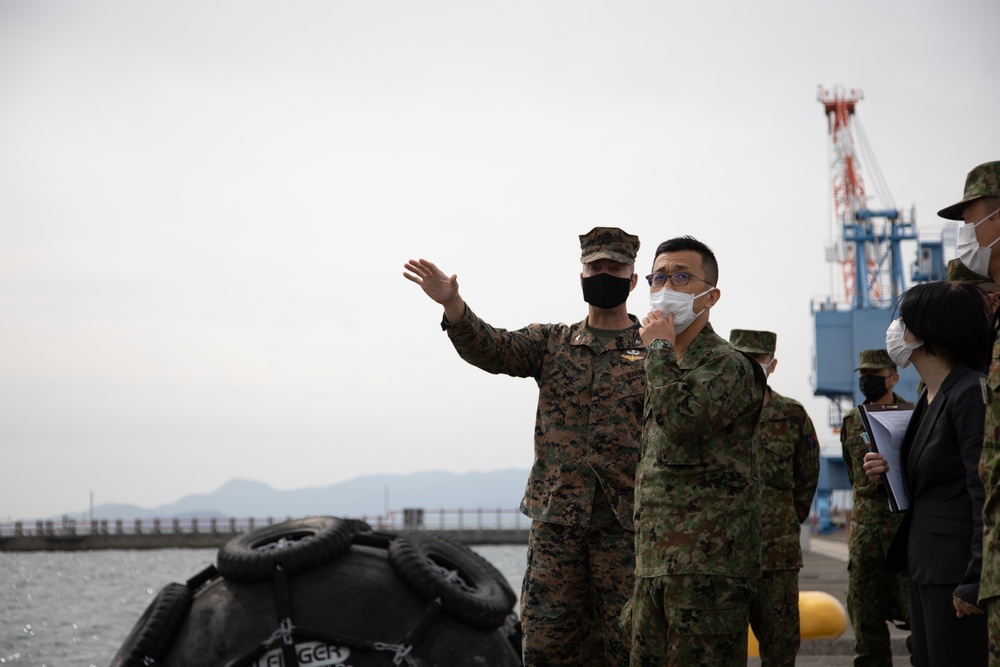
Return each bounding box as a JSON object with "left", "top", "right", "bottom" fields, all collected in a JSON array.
[
  {"left": 957, "top": 208, "right": 1000, "bottom": 277},
  {"left": 759, "top": 359, "right": 774, "bottom": 378},
  {"left": 649, "top": 287, "right": 713, "bottom": 334},
  {"left": 885, "top": 318, "right": 923, "bottom": 369}
]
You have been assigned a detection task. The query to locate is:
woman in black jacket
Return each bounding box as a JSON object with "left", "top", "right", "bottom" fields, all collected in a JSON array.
[{"left": 864, "top": 280, "right": 992, "bottom": 667}]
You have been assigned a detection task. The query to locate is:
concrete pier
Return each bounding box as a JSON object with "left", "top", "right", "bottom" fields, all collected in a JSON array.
[{"left": 757, "top": 532, "right": 912, "bottom": 666}]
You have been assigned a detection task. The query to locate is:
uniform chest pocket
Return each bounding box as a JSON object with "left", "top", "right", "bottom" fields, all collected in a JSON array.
[
  {"left": 617, "top": 377, "right": 645, "bottom": 427},
  {"left": 542, "top": 357, "right": 592, "bottom": 398},
  {"left": 762, "top": 439, "right": 794, "bottom": 489},
  {"left": 644, "top": 401, "right": 703, "bottom": 466},
  {"left": 612, "top": 363, "right": 646, "bottom": 402}
]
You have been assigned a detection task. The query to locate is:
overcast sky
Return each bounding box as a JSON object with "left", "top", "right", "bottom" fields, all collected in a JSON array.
[{"left": 2, "top": 0, "right": 998, "bottom": 520}]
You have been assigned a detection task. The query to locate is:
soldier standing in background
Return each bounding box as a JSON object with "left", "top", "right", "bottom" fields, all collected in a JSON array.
[
  {"left": 913, "top": 259, "right": 1000, "bottom": 397},
  {"left": 937, "top": 160, "right": 1000, "bottom": 663},
  {"left": 730, "top": 329, "right": 821, "bottom": 667},
  {"left": 945, "top": 258, "right": 1000, "bottom": 318},
  {"left": 625, "top": 235, "right": 766, "bottom": 667},
  {"left": 841, "top": 349, "right": 912, "bottom": 666},
  {"left": 403, "top": 228, "right": 645, "bottom": 666}
]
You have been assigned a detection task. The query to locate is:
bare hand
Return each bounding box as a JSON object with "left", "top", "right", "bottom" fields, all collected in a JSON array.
[
  {"left": 953, "top": 595, "right": 984, "bottom": 618},
  {"left": 403, "top": 258, "right": 466, "bottom": 323},
  {"left": 862, "top": 452, "right": 888, "bottom": 484},
  {"left": 403, "top": 258, "right": 461, "bottom": 303},
  {"left": 640, "top": 309, "right": 676, "bottom": 347}
]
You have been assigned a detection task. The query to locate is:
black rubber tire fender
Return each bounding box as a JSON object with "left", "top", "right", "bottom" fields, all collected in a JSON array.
[
  {"left": 502, "top": 611, "right": 523, "bottom": 659},
  {"left": 343, "top": 518, "right": 373, "bottom": 534},
  {"left": 387, "top": 533, "right": 516, "bottom": 630},
  {"left": 216, "top": 516, "right": 352, "bottom": 582},
  {"left": 109, "top": 582, "right": 192, "bottom": 667}
]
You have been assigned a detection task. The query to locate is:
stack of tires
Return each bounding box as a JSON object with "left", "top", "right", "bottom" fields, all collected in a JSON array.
[{"left": 110, "top": 516, "right": 522, "bottom": 667}]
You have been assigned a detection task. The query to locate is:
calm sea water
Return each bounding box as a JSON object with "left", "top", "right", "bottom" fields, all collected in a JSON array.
[{"left": 0, "top": 544, "right": 527, "bottom": 666}]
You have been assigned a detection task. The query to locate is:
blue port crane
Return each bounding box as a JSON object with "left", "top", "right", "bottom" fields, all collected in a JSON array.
[
  {"left": 808, "top": 85, "right": 952, "bottom": 534},
  {"left": 811, "top": 85, "right": 944, "bottom": 429}
]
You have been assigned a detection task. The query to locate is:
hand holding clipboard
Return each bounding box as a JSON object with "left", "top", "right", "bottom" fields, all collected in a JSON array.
[{"left": 858, "top": 403, "right": 915, "bottom": 512}]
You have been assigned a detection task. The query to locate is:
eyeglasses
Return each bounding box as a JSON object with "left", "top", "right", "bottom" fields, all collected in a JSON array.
[{"left": 645, "top": 271, "right": 714, "bottom": 288}]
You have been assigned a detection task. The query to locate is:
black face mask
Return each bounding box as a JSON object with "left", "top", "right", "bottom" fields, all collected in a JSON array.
[
  {"left": 859, "top": 375, "right": 888, "bottom": 403},
  {"left": 581, "top": 273, "right": 632, "bottom": 309}
]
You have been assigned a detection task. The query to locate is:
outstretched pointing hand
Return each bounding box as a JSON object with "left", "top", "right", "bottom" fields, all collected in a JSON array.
[{"left": 403, "top": 258, "right": 465, "bottom": 322}]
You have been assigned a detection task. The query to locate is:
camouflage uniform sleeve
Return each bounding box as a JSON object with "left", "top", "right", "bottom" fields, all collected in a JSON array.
[
  {"left": 841, "top": 411, "right": 855, "bottom": 487},
  {"left": 981, "top": 334, "right": 1000, "bottom": 601},
  {"left": 644, "top": 343, "right": 756, "bottom": 443},
  {"left": 794, "top": 404, "right": 821, "bottom": 524},
  {"left": 951, "top": 375, "right": 987, "bottom": 606},
  {"left": 442, "top": 305, "right": 550, "bottom": 379}
]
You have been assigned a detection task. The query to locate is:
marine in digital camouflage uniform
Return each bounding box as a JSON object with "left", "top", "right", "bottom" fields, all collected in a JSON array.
[
  {"left": 403, "top": 228, "right": 646, "bottom": 666},
  {"left": 938, "top": 161, "right": 1000, "bottom": 664},
  {"left": 841, "top": 349, "right": 911, "bottom": 666},
  {"left": 625, "top": 236, "right": 767, "bottom": 667},
  {"left": 730, "top": 329, "right": 821, "bottom": 667}
]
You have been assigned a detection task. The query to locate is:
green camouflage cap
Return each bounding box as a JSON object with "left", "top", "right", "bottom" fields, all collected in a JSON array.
[
  {"left": 728, "top": 329, "right": 776, "bottom": 355},
  {"left": 946, "top": 258, "right": 998, "bottom": 289},
  {"left": 855, "top": 349, "right": 895, "bottom": 371},
  {"left": 579, "top": 227, "right": 640, "bottom": 264},
  {"left": 938, "top": 160, "right": 1000, "bottom": 220}
]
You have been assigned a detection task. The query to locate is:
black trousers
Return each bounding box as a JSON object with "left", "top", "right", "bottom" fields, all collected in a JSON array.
[{"left": 908, "top": 579, "right": 987, "bottom": 667}]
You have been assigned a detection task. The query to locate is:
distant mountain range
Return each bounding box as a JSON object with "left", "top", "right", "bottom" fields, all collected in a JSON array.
[{"left": 57, "top": 469, "right": 531, "bottom": 521}]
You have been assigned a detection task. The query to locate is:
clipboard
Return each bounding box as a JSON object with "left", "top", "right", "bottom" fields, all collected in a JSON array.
[{"left": 858, "top": 403, "right": 915, "bottom": 513}]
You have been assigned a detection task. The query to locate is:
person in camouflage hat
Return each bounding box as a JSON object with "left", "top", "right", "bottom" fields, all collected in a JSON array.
[
  {"left": 730, "top": 329, "right": 820, "bottom": 667},
  {"left": 938, "top": 160, "right": 1000, "bottom": 221},
  {"left": 854, "top": 349, "right": 897, "bottom": 372},
  {"left": 841, "top": 349, "right": 912, "bottom": 666},
  {"left": 946, "top": 161, "right": 1000, "bottom": 280},
  {"left": 404, "top": 227, "right": 644, "bottom": 666},
  {"left": 624, "top": 236, "right": 766, "bottom": 666},
  {"left": 942, "top": 160, "right": 1000, "bottom": 663}
]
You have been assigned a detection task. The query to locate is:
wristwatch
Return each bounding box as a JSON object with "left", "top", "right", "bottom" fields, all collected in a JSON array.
[{"left": 649, "top": 339, "right": 673, "bottom": 351}]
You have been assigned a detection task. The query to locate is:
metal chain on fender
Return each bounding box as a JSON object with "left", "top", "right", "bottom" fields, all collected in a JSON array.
[
  {"left": 374, "top": 641, "right": 417, "bottom": 666},
  {"left": 261, "top": 617, "right": 295, "bottom": 647}
]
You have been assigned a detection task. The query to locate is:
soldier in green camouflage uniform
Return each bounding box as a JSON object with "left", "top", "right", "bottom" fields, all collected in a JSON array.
[
  {"left": 730, "top": 329, "right": 821, "bottom": 667},
  {"left": 404, "top": 228, "right": 645, "bottom": 666},
  {"left": 841, "top": 349, "right": 911, "bottom": 666},
  {"left": 913, "top": 259, "right": 1000, "bottom": 397},
  {"left": 624, "top": 236, "right": 766, "bottom": 667},
  {"left": 938, "top": 160, "right": 1000, "bottom": 664},
  {"left": 946, "top": 258, "right": 1000, "bottom": 316}
]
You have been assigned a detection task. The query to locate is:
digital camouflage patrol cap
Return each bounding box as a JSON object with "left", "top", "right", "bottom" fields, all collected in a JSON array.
[
  {"left": 579, "top": 227, "right": 640, "bottom": 264},
  {"left": 729, "top": 329, "right": 777, "bottom": 356},
  {"left": 946, "top": 258, "right": 1000, "bottom": 290},
  {"left": 855, "top": 349, "right": 895, "bottom": 371},
  {"left": 937, "top": 160, "right": 1000, "bottom": 220}
]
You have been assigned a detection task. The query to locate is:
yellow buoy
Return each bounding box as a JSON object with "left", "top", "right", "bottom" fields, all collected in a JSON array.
[{"left": 747, "top": 590, "right": 847, "bottom": 657}]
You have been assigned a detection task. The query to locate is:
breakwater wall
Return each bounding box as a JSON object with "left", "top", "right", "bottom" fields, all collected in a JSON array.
[
  {"left": 0, "top": 509, "right": 530, "bottom": 552},
  {"left": 0, "top": 529, "right": 530, "bottom": 551}
]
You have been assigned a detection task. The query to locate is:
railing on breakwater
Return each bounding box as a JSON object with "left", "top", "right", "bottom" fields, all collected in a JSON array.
[{"left": 0, "top": 507, "right": 530, "bottom": 551}]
